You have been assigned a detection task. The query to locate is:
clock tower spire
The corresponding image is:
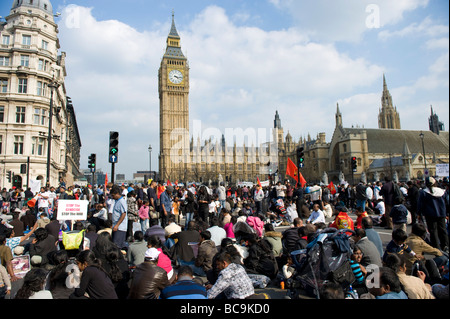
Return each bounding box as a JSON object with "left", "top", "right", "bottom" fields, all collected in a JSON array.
[{"left": 159, "top": 12, "right": 190, "bottom": 181}]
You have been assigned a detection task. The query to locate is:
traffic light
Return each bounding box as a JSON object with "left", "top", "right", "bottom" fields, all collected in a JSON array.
[
  {"left": 297, "top": 147, "right": 305, "bottom": 168},
  {"left": 109, "top": 131, "right": 119, "bottom": 162},
  {"left": 7, "top": 171, "right": 13, "bottom": 183},
  {"left": 351, "top": 156, "right": 358, "bottom": 172},
  {"left": 88, "top": 153, "right": 97, "bottom": 171},
  {"left": 20, "top": 164, "right": 27, "bottom": 174}
]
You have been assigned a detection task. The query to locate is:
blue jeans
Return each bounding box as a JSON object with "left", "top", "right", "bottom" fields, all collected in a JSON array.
[
  {"left": 356, "top": 199, "right": 366, "bottom": 210},
  {"left": 185, "top": 212, "right": 193, "bottom": 228}
]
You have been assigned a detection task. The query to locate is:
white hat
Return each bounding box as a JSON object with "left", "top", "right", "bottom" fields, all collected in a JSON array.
[
  {"left": 145, "top": 248, "right": 160, "bottom": 261},
  {"left": 14, "top": 246, "right": 25, "bottom": 255}
]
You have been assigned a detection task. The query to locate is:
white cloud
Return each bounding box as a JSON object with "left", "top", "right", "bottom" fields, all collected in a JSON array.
[
  {"left": 268, "top": 0, "right": 430, "bottom": 43},
  {"left": 58, "top": 4, "right": 444, "bottom": 178},
  {"left": 378, "top": 16, "right": 449, "bottom": 41}
]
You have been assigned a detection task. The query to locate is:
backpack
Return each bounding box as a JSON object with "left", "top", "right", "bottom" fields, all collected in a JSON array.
[{"left": 393, "top": 183, "right": 404, "bottom": 203}]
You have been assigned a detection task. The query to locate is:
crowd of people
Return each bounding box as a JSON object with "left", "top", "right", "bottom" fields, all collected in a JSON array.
[{"left": 0, "top": 175, "right": 448, "bottom": 300}]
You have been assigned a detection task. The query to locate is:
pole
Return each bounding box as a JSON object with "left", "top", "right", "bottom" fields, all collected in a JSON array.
[
  {"left": 421, "top": 137, "right": 427, "bottom": 170},
  {"left": 46, "top": 86, "right": 54, "bottom": 187},
  {"left": 111, "top": 163, "right": 115, "bottom": 185},
  {"left": 26, "top": 156, "right": 30, "bottom": 188},
  {"left": 46, "top": 81, "right": 58, "bottom": 187}
]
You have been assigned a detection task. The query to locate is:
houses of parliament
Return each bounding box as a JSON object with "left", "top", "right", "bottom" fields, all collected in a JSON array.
[{"left": 159, "top": 15, "right": 449, "bottom": 185}]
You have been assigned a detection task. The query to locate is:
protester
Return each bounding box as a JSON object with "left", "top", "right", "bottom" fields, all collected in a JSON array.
[
  {"left": 70, "top": 250, "right": 118, "bottom": 299},
  {"left": 206, "top": 251, "right": 255, "bottom": 299},
  {"left": 128, "top": 248, "right": 169, "bottom": 299},
  {"left": 159, "top": 265, "right": 207, "bottom": 299},
  {"left": 417, "top": 177, "right": 449, "bottom": 252},
  {"left": 14, "top": 268, "right": 52, "bottom": 299},
  {"left": 384, "top": 253, "right": 435, "bottom": 299}
]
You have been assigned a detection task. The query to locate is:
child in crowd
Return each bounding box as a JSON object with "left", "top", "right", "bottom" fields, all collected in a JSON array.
[
  {"left": 383, "top": 228, "right": 417, "bottom": 264},
  {"left": 138, "top": 200, "right": 150, "bottom": 233}
]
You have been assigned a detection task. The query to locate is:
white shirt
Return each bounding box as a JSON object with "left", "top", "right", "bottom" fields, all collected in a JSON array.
[
  {"left": 309, "top": 185, "right": 322, "bottom": 202},
  {"left": 38, "top": 191, "right": 50, "bottom": 208},
  {"left": 366, "top": 187, "right": 373, "bottom": 201},
  {"left": 307, "top": 209, "right": 326, "bottom": 224},
  {"left": 286, "top": 204, "right": 298, "bottom": 223},
  {"left": 375, "top": 201, "right": 385, "bottom": 215}
]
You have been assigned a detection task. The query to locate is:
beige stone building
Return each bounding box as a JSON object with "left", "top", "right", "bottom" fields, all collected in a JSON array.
[
  {"left": 283, "top": 76, "right": 449, "bottom": 185},
  {"left": 0, "top": 0, "right": 82, "bottom": 188},
  {"left": 158, "top": 16, "right": 449, "bottom": 185}
]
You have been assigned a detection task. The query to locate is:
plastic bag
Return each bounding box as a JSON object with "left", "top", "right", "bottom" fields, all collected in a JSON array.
[{"left": 62, "top": 230, "right": 85, "bottom": 250}]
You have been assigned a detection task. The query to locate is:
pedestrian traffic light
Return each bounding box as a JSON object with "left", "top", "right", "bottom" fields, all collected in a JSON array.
[
  {"left": 7, "top": 171, "right": 12, "bottom": 182},
  {"left": 21, "top": 164, "right": 27, "bottom": 174},
  {"left": 297, "top": 147, "right": 305, "bottom": 168},
  {"left": 88, "top": 153, "right": 96, "bottom": 171},
  {"left": 109, "top": 131, "right": 119, "bottom": 160},
  {"left": 351, "top": 156, "right": 358, "bottom": 172}
]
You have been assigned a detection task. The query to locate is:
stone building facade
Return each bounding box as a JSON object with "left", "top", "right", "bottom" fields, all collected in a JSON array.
[
  {"left": 159, "top": 15, "right": 449, "bottom": 185},
  {"left": 0, "top": 0, "right": 82, "bottom": 188}
]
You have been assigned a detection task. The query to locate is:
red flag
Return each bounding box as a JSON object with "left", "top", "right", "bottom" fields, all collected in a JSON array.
[
  {"left": 257, "top": 177, "right": 262, "bottom": 187},
  {"left": 298, "top": 172, "right": 307, "bottom": 188},
  {"left": 167, "top": 180, "right": 172, "bottom": 186},
  {"left": 286, "top": 158, "right": 307, "bottom": 187},
  {"left": 104, "top": 173, "right": 108, "bottom": 193},
  {"left": 328, "top": 181, "right": 337, "bottom": 195},
  {"left": 286, "top": 158, "right": 298, "bottom": 182}
]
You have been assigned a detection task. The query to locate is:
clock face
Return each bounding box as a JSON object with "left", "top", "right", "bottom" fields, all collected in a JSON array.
[{"left": 169, "top": 69, "right": 183, "bottom": 84}]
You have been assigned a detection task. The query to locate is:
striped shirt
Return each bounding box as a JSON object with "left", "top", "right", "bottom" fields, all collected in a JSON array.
[
  {"left": 160, "top": 278, "right": 207, "bottom": 299},
  {"left": 350, "top": 260, "right": 364, "bottom": 284}
]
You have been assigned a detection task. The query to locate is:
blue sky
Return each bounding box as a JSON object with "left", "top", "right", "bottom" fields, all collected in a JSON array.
[{"left": 1, "top": 0, "right": 448, "bottom": 180}]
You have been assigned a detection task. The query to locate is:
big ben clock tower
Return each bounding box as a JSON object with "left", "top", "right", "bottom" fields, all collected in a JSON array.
[{"left": 159, "top": 13, "right": 190, "bottom": 181}]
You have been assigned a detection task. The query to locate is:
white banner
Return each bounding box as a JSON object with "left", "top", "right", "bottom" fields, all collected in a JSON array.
[
  {"left": 57, "top": 200, "right": 89, "bottom": 221},
  {"left": 30, "top": 179, "right": 41, "bottom": 194},
  {"left": 436, "top": 164, "right": 449, "bottom": 177}
]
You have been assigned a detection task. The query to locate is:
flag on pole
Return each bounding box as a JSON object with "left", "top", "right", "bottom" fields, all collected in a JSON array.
[
  {"left": 286, "top": 158, "right": 298, "bottom": 181},
  {"left": 328, "top": 181, "right": 337, "bottom": 195},
  {"left": 286, "top": 158, "right": 307, "bottom": 187},
  {"left": 257, "top": 177, "right": 262, "bottom": 187}
]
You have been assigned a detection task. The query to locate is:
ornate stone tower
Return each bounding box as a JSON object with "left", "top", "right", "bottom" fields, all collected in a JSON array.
[
  {"left": 378, "top": 74, "right": 401, "bottom": 129},
  {"left": 429, "top": 105, "right": 445, "bottom": 135},
  {"left": 158, "top": 13, "right": 190, "bottom": 181}
]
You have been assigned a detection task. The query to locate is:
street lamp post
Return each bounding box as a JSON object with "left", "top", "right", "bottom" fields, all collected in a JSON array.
[
  {"left": 148, "top": 145, "right": 152, "bottom": 180},
  {"left": 419, "top": 131, "right": 427, "bottom": 177},
  {"left": 46, "top": 80, "right": 59, "bottom": 187}
]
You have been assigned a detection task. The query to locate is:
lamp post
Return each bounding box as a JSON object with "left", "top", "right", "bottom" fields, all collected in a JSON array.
[
  {"left": 46, "top": 80, "right": 60, "bottom": 187},
  {"left": 148, "top": 145, "right": 152, "bottom": 180},
  {"left": 419, "top": 131, "right": 427, "bottom": 177}
]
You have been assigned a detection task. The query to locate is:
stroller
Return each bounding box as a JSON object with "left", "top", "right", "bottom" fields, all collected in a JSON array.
[
  {"left": 286, "top": 228, "right": 356, "bottom": 299},
  {"left": 267, "top": 198, "right": 287, "bottom": 226}
]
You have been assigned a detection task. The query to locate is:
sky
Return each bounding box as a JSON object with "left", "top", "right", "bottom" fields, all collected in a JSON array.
[{"left": 1, "top": 0, "right": 448, "bottom": 180}]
